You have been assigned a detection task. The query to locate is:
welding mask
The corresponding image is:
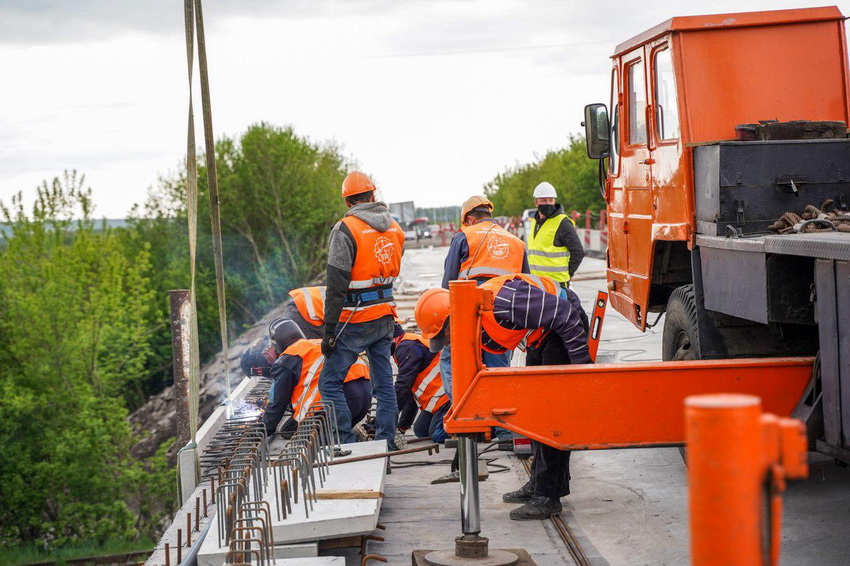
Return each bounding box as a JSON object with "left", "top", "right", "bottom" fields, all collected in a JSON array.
[{"left": 270, "top": 318, "right": 305, "bottom": 353}]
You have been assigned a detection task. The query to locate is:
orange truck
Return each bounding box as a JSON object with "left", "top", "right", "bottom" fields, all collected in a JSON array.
[{"left": 583, "top": 7, "right": 850, "bottom": 463}]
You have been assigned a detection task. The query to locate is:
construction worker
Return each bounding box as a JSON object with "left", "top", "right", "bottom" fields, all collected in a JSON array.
[
  {"left": 320, "top": 171, "right": 405, "bottom": 446},
  {"left": 527, "top": 182, "right": 584, "bottom": 287},
  {"left": 392, "top": 324, "right": 450, "bottom": 444},
  {"left": 240, "top": 316, "right": 295, "bottom": 377},
  {"left": 284, "top": 286, "right": 326, "bottom": 339},
  {"left": 414, "top": 274, "right": 592, "bottom": 520},
  {"left": 440, "top": 195, "right": 528, "bottom": 399},
  {"left": 263, "top": 319, "right": 371, "bottom": 437}
]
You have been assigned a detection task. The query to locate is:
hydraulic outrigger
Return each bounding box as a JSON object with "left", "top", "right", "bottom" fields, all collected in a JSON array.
[{"left": 418, "top": 280, "right": 812, "bottom": 566}]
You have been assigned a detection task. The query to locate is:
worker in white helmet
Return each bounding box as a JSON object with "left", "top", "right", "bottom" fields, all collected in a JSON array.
[{"left": 526, "top": 182, "right": 585, "bottom": 288}]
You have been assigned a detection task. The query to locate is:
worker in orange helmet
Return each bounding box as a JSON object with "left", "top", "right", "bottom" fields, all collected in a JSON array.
[
  {"left": 319, "top": 172, "right": 405, "bottom": 447},
  {"left": 285, "top": 286, "right": 327, "bottom": 339},
  {"left": 440, "top": 195, "right": 528, "bottom": 446},
  {"left": 262, "top": 319, "right": 372, "bottom": 438},
  {"left": 391, "top": 324, "right": 451, "bottom": 444},
  {"left": 414, "top": 274, "right": 591, "bottom": 521}
]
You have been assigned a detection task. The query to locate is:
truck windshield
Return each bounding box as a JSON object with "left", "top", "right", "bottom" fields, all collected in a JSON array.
[{"left": 628, "top": 60, "right": 647, "bottom": 145}]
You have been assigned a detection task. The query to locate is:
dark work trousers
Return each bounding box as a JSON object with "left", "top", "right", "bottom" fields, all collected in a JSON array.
[
  {"left": 412, "top": 401, "right": 451, "bottom": 443},
  {"left": 275, "top": 377, "right": 372, "bottom": 437},
  {"left": 344, "top": 377, "right": 373, "bottom": 426},
  {"left": 525, "top": 331, "right": 572, "bottom": 498}
]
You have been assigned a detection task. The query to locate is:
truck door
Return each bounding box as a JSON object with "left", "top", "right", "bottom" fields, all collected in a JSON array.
[{"left": 620, "top": 49, "right": 653, "bottom": 326}]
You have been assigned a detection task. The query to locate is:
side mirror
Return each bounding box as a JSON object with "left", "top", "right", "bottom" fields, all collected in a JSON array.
[{"left": 583, "top": 103, "right": 610, "bottom": 159}]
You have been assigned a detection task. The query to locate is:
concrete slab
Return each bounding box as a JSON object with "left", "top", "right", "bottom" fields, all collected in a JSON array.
[
  {"left": 263, "top": 440, "right": 387, "bottom": 543},
  {"left": 277, "top": 558, "right": 344, "bottom": 565},
  {"left": 198, "top": 439, "right": 388, "bottom": 563},
  {"left": 197, "top": 541, "right": 318, "bottom": 566}
]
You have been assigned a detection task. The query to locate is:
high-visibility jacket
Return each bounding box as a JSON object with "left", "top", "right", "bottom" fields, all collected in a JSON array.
[
  {"left": 284, "top": 339, "right": 370, "bottom": 421},
  {"left": 527, "top": 214, "right": 575, "bottom": 284},
  {"left": 458, "top": 221, "right": 525, "bottom": 280},
  {"left": 340, "top": 216, "right": 405, "bottom": 323},
  {"left": 289, "top": 286, "right": 326, "bottom": 327},
  {"left": 400, "top": 333, "right": 449, "bottom": 413},
  {"left": 479, "top": 274, "right": 561, "bottom": 353}
]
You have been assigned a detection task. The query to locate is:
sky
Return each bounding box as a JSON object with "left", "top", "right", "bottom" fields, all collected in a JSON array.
[{"left": 2, "top": 0, "right": 849, "bottom": 218}]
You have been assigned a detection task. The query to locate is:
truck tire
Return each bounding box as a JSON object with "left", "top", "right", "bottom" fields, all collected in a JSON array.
[{"left": 662, "top": 285, "right": 701, "bottom": 361}]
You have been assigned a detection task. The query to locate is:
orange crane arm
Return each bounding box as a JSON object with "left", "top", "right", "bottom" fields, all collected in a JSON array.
[{"left": 443, "top": 280, "right": 814, "bottom": 447}]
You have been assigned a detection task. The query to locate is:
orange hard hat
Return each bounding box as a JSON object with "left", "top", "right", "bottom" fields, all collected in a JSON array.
[
  {"left": 414, "top": 288, "right": 450, "bottom": 340},
  {"left": 460, "top": 195, "right": 494, "bottom": 222},
  {"left": 342, "top": 171, "right": 376, "bottom": 198}
]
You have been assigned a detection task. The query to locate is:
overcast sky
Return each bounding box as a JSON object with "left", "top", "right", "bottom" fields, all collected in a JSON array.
[{"left": 2, "top": 0, "right": 848, "bottom": 218}]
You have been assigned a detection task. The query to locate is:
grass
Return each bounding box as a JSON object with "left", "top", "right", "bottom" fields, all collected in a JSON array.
[{"left": 0, "top": 537, "right": 154, "bottom": 565}]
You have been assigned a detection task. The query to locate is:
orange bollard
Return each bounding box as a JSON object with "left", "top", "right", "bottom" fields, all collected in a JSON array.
[
  {"left": 447, "top": 280, "right": 489, "bottom": 433},
  {"left": 686, "top": 394, "right": 808, "bottom": 566}
]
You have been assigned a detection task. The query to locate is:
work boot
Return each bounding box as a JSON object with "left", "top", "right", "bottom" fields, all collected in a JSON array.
[
  {"left": 502, "top": 482, "right": 534, "bottom": 503},
  {"left": 509, "top": 495, "right": 562, "bottom": 521}
]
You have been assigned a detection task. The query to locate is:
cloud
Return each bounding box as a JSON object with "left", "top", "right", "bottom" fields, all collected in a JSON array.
[{"left": 0, "top": 0, "right": 412, "bottom": 44}]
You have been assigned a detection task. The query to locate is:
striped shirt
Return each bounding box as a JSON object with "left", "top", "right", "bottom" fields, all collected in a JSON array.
[{"left": 484, "top": 277, "right": 591, "bottom": 363}]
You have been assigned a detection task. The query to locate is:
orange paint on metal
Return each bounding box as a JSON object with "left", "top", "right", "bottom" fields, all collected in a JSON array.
[
  {"left": 444, "top": 357, "right": 813, "bottom": 447},
  {"left": 444, "top": 282, "right": 813, "bottom": 447},
  {"left": 446, "top": 280, "right": 488, "bottom": 432},
  {"left": 604, "top": 6, "right": 850, "bottom": 329},
  {"left": 587, "top": 290, "right": 608, "bottom": 361},
  {"left": 685, "top": 395, "right": 808, "bottom": 566}
]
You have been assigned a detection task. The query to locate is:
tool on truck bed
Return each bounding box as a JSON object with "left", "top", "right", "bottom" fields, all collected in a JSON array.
[{"left": 767, "top": 198, "right": 850, "bottom": 234}]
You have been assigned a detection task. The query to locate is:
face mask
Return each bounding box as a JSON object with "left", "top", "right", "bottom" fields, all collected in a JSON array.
[{"left": 538, "top": 204, "right": 556, "bottom": 217}]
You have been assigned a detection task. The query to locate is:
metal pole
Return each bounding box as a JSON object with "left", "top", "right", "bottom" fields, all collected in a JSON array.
[
  {"left": 458, "top": 436, "right": 481, "bottom": 536},
  {"left": 169, "top": 289, "right": 192, "bottom": 449}
]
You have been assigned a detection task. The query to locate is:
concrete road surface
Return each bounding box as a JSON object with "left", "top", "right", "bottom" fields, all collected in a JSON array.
[{"left": 331, "top": 247, "right": 850, "bottom": 565}]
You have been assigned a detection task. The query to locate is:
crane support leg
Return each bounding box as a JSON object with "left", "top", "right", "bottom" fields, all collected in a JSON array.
[{"left": 434, "top": 280, "right": 813, "bottom": 564}]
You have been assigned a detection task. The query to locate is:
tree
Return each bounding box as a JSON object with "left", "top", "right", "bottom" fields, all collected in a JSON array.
[
  {"left": 0, "top": 172, "right": 159, "bottom": 547},
  {"left": 485, "top": 135, "right": 604, "bottom": 216}
]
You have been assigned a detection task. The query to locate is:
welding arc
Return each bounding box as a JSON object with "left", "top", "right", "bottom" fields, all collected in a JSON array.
[{"left": 520, "top": 458, "right": 589, "bottom": 566}]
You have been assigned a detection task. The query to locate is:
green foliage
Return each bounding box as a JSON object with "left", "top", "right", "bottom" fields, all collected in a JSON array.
[
  {"left": 135, "top": 122, "right": 348, "bottom": 369},
  {"left": 0, "top": 123, "right": 349, "bottom": 552},
  {"left": 0, "top": 173, "right": 159, "bottom": 548},
  {"left": 485, "top": 135, "right": 604, "bottom": 216},
  {"left": 0, "top": 536, "right": 155, "bottom": 565}
]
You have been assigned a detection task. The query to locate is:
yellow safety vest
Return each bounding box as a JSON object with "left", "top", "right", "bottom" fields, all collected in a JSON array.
[{"left": 527, "top": 213, "right": 574, "bottom": 284}]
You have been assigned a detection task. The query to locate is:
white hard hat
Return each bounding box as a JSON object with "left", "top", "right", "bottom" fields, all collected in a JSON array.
[{"left": 533, "top": 182, "right": 557, "bottom": 199}]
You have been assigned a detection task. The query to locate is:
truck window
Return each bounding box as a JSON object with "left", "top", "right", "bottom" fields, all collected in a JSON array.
[
  {"left": 609, "top": 68, "right": 620, "bottom": 175},
  {"left": 654, "top": 48, "right": 680, "bottom": 140},
  {"left": 627, "top": 60, "right": 647, "bottom": 145}
]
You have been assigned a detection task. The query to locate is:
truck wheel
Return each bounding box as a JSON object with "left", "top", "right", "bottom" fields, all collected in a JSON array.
[{"left": 662, "top": 285, "right": 701, "bottom": 361}]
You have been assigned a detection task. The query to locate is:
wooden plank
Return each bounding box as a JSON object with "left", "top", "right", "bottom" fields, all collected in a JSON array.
[{"left": 315, "top": 490, "right": 384, "bottom": 500}]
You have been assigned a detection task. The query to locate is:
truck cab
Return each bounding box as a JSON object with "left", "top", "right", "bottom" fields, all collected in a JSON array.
[{"left": 584, "top": 7, "right": 850, "bottom": 462}]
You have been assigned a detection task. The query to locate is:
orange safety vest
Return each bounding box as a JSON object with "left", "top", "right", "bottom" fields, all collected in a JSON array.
[
  {"left": 289, "top": 286, "right": 326, "bottom": 327},
  {"left": 283, "top": 339, "right": 370, "bottom": 421},
  {"left": 458, "top": 221, "right": 525, "bottom": 280},
  {"left": 399, "top": 333, "right": 449, "bottom": 413},
  {"left": 339, "top": 216, "right": 405, "bottom": 323},
  {"left": 479, "top": 274, "right": 561, "bottom": 353}
]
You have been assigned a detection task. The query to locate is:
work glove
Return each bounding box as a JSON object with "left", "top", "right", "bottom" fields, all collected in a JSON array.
[{"left": 321, "top": 332, "right": 337, "bottom": 357}]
